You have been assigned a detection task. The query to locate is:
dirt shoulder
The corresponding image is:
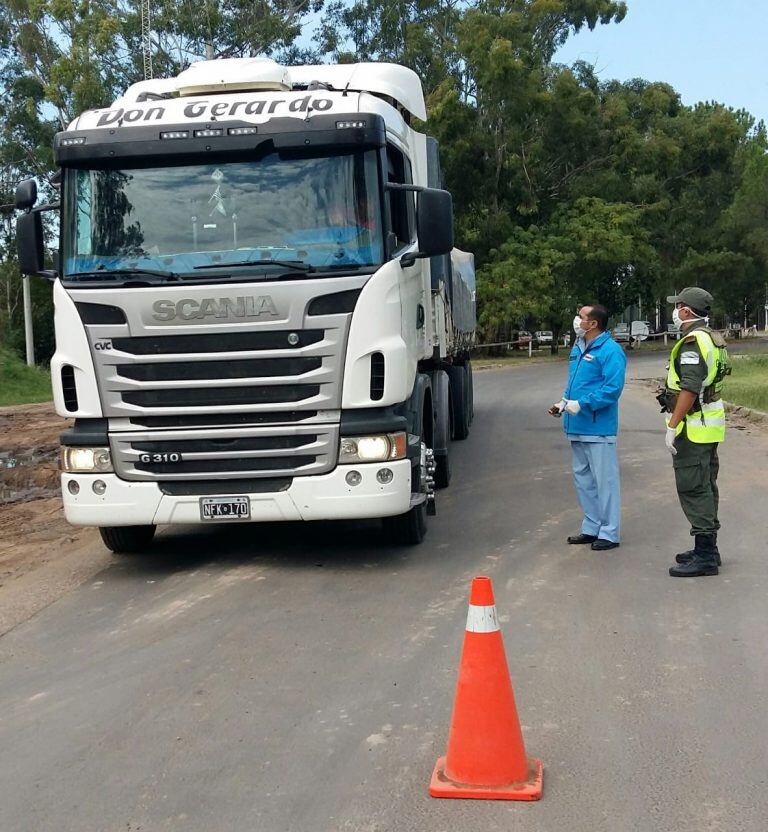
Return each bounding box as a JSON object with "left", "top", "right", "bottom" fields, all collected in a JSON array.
[{"left": 0, "top": 402, "right": 109, "bottom": 636}]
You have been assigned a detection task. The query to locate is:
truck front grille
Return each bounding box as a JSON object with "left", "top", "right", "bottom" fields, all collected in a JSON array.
[
  {"left": 128, "top": 411, "right": 318, "bottom": 429},
  {"left": 116, "top": 356, "right": 321, "bottom": 382},
  {"left": 88, "top": 326, "right": 341, "bottom": 418},
  {"left": 111, "top": 424, "right": 338, "bottom": 481},
  {"left": 71, "top": 276, "right": 366, "bottom": 425},
  {"left": 111, "top": 330, "right": 324, "bottom": 355},
  {"left": 122, "top": 384, "right": 320, "bottom": 409}
]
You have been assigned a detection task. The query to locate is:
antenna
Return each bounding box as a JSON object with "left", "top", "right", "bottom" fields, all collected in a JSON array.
[{"left": 141, "top": 0, "right": 154, "bottom": 80}]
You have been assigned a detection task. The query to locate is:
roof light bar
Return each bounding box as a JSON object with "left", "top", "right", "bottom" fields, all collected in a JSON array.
[{"left": 336, "top": 120, "right": 367, "bottom": 129}]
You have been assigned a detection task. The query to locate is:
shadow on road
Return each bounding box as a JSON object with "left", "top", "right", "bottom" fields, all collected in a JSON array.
[{"left": 106, "top": 518, "right": 409, "bottom": 579}]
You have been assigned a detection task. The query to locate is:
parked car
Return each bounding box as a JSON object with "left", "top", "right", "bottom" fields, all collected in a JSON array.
[
  {"left": 613, "top": 322, "right": 630, "bottom": 344},
  {"left": 534, "top": 330, "right": 553, "bottom": 346},
  {"left": 516, "top": 330, "right": 533, "bottom": 349}
]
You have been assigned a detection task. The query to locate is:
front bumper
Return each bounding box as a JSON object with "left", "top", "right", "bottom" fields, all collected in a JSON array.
[{"left": 61, "top": 459, "right": 412, "bottom": 526}]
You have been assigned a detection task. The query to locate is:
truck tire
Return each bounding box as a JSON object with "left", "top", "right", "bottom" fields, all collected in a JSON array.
[
  {"left": 383, "top": 500, "right": 427, "bottom": 545},
  {"left": 431, "top": 369, "right": 451, "bottom": 489},
  {"left": 448, "top": 364, "right": 470, "bottom": 440},
  {"left": 99, "top": 525, "right": 156, "bottom": 554},
  {"left": 465, "top": 359, "right": 474, "bottom": 424},
  {"left": 383, "top": 422, "right": 431, "bottom": 545}
]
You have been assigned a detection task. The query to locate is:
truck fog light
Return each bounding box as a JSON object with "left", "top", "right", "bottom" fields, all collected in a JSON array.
[
  {"left": 345, "top": 470, "right": 362, "bottom": 486},
  {"left": 376, "top": 468, "right": 393, "bottom": 484},
  {"left": 67, "top": 480, "right": 80, "bottom": 495},
  {"left": 92, "top": 479, "right": 107, "bottom": 495}
]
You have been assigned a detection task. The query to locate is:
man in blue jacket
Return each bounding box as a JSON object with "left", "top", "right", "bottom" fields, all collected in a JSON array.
[{"left": 548, "top": 304, "right": 627, "bottom": 551}]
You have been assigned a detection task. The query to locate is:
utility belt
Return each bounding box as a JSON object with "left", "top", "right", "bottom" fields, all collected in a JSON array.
[{"left": 655, "top": 384, "right": 721, "bottom": 414}]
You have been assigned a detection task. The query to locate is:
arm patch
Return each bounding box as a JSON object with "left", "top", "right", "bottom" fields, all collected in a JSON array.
[{"left": 680, "top": 351, "right": 700, "bottom": 365}]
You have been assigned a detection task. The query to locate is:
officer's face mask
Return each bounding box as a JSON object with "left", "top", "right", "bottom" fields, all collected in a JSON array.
[{"left": 672, "top": 306, "right": 709, "bottom": 329}]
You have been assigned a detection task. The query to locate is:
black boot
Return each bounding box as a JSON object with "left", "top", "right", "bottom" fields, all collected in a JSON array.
[
  {"left": 669, "top": 534, "right": 719, "bottom": 577},
  {"left": 675, "top": 533, "right": 721, "bottom": 566}
]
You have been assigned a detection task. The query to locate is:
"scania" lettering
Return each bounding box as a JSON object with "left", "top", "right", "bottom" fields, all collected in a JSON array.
[{"left": 151, "top": 296, "right": 279, "bottom": 322}]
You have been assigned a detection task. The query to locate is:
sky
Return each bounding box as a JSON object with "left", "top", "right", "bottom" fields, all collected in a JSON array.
[{"left": 555, "top": 0, "right": 768, "bottom": 125}]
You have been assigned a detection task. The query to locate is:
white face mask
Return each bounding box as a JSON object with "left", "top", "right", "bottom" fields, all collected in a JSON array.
[
  {"left": 673, "top": 307, "right": 709, "bottom": 329},
  {"left": 573, "top": 315, "right": 585, "bottom": 337}
]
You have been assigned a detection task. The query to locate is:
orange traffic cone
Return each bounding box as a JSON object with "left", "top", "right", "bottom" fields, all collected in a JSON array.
[{"left": 429, "top": 576, "right": 543, "bottom": 800}]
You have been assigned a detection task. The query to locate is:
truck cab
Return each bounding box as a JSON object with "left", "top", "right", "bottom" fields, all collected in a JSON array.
[{"left": 16, "top": 59, "right": 476, "bottom": 552}]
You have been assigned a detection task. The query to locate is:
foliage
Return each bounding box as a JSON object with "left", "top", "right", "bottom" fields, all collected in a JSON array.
[
  {"left": 725, "top": 356, "right": 768, "bottom": 414},
  {"left": 1, "top": 0, "right": 768, "bottom": 361},
  {"left": 0, "top": 346, "right": 52, "bottom": 406}
]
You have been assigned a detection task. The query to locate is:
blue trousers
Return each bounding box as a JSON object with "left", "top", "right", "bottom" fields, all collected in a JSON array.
[{"left": 570, "top": 440, "right": 621, "bottom": 543}]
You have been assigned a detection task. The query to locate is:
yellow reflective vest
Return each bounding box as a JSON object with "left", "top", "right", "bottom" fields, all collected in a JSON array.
[{"left": 666, "top": 328, "right": 727, "bottom": 443}]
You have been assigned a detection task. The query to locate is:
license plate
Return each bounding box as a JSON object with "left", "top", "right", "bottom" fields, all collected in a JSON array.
[{"left": 200, "top": 496, "right": 251, "bottom": 521}]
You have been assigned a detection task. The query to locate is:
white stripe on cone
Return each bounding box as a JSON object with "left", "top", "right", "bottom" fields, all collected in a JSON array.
[{"left": 466, "top": 604, "right": 500, "bottom": 633}]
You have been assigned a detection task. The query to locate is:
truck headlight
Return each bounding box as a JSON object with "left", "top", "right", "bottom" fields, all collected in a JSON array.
[
  {"left": 339, "top": 433, "right": 406, "bottom": 463},
  {"left": 61, "top": 447, "right": 113, "bottom": 473}
]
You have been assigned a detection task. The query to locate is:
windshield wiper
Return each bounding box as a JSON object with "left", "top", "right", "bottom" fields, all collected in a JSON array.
[
  {"left": 66, "top": 268, "right": 181, "bottom": 281},
  {"left": 193, "top": 259, "right": 315, "bottom": 273}
]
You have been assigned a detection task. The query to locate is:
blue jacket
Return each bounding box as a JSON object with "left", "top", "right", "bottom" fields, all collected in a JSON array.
[{"left": 563, "top": 332, "right": 626, "bottom": 436}]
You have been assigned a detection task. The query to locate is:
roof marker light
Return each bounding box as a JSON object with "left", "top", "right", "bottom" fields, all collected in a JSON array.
[
  {"left": 336, "top": 120, "right": 367, "bottom": 129},
  {"left": 194, "top": 128, "right": 224, "bottom": 138},
  {"left": 60, "top": 136, "right": 86, "bottom": 146},
  {"left": 160, "top": 130, "right": 190, "bottom": 140},
  {"left": 227, "top": 126, "right": 258, "bottom": 136}
]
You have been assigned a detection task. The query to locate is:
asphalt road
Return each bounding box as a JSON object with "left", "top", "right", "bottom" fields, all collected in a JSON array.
[{"left": 1, "top": 359, "right": 767, "bottom": 832}]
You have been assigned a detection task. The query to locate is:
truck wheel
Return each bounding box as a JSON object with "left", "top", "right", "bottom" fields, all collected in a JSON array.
[
  {"left": 99, "top": 525, "right": 156, "bottom": 554},
  {"left": 448, "top": 364, "right": 470, "bottom": 440},
  {"left": 383, "top": 500, "right": 427, "bottom": 545},
  {"left": 383, "top": 438, "right": 431, "bottom": 545}
]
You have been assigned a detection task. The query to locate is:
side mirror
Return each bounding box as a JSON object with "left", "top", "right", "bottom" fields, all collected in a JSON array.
[
  {"left": 16, "top": 211, "right": 45, "bottom": 275},
  {"left": 15, "top": 179, "right": 37, "bottom": 211},
  {"left": 416, "top": 188, "right": 454, "bottom": 257}
]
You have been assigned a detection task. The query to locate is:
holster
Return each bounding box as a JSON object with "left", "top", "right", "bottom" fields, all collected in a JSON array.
[
  {"left": 655, "top": 388, "right": 672, "bottom": 413},
  {"left": 656, "top": 387, "right": 678, "bottom": 413}
]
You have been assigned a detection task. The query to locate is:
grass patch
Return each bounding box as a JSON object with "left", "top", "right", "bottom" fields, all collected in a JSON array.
[
  {"left": 725, "top": 356, "right": 768, "bottom": 413},
  {"left": 472, "top": 352, "right": 569, "bottom": 370},
  {"left": 0, "top": 348, "right": 52, "bottom": 406}
]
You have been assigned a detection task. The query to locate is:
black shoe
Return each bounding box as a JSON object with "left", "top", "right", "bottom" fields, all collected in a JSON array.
[
  {"left": 670, "top": 534, "right": 719, "bottom": 577},
  {"left": 675, "top": 548, "right": 722, "bottom": 566},
  {"left": 591, "top": 539, "right": 620, "bottom": 551},
  {"left": 567, "top": 533, "right": 597, "bottom": 544},
  {"left": 669, "top": 558, "right": 719, "bottom": 577}
]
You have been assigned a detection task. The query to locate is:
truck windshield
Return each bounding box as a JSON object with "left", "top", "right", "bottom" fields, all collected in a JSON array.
[{"left": 62, "top": 149, "right": 384, "bottom": 280}]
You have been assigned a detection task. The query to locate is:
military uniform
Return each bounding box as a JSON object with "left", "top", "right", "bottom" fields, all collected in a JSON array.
[
  {"left": 668, "top": 321, "right": 724, "bottom": 538},
  {"left": 663, "top": 288, "right": 729, "bottom": 577}
]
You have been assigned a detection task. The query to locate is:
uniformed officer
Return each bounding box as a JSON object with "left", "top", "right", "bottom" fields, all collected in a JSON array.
[{"left": 663, "top": 288, "right": 729, "bottom": 577}]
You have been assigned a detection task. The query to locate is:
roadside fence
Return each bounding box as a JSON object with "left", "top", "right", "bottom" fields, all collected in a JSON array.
[{"left": 471, "top": 336, "right": 570, "bottom": 358}]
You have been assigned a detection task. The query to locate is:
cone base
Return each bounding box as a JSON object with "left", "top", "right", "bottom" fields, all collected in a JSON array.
[{"left": 429, "top": 756, "right": 543, "bottom": 801}]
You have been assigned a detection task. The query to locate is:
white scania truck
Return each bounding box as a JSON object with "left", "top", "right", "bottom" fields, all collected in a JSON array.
[{"left": 15, "top": 59, "right": 475, "bottom": 552}]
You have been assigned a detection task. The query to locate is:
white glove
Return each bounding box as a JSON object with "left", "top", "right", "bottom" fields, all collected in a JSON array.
[
  {"left": 564, "top": 400, "right": 581, "bottom": 415},
  {"left": 554, "top": 398, "right": 567, "bottom": 413},
  {"left": 665, "top": 426, "right": 678, "bottom": 455}
]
